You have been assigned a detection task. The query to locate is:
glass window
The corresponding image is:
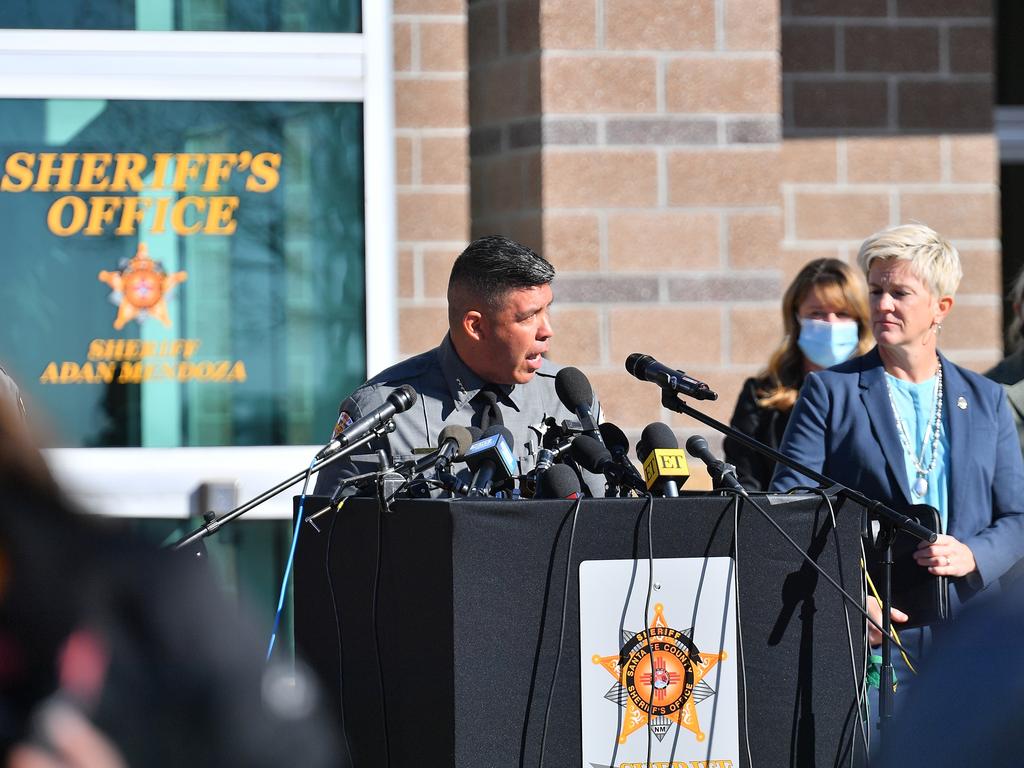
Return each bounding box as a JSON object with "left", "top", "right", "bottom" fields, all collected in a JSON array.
[
  {"left": 0, "top": 99, "right": 366, "bottom": 448},
  {"left": 0, "top": 0, "right": 361, "bottom": 33}
]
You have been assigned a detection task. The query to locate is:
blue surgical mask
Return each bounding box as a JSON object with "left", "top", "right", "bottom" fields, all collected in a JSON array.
[{"left": 797, "top": 318, "right": 859, "bottom": 369}]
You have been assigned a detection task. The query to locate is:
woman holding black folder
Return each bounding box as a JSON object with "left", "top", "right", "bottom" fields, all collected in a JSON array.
[{"left": 770, "top": 224, "right": 1024, "bottom": 688}]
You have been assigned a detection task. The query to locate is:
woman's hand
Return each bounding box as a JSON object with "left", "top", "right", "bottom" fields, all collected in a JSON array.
[
  {"left": 866, "top": 596, "right": 909, "bottom": 646},
  {"left": 913, "top": 533, "right": 977, "bottom": 578}
]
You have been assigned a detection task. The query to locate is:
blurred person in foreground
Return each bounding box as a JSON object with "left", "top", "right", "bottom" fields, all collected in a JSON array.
[
  {"left": 770, "top": 223, "right": 1024, "bottom": 699},
  {"left": 986, "top": 265, "right": 1024, "bottom": 454},
  {"left": 724, "top": 258, "right": 873, "bottom": 490},
  {"left": 0, "top": 401, "right": 341, "bottom": 767}
]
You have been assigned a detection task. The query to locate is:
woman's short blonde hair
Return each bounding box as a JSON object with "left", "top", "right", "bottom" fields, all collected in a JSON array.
[{"left": 856, "top": 223, "right": 962, "bottom": 298}]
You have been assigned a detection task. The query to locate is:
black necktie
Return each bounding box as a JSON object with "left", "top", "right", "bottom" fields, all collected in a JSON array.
[{"left": 471, "top": 386, "right": 504, "bottom": 430}]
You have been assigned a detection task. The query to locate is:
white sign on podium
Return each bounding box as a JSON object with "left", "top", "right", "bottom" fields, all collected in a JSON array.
[{"left": 579, "top": 557, "right": 740, "bottom": 768}]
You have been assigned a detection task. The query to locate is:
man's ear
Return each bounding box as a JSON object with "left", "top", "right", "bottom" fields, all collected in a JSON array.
[{"left": 462, "top": 310, "right": 486, "bottom": 341}]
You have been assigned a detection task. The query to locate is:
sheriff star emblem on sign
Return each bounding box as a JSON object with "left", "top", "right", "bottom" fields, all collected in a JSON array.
[{"left": 98, "top": 243, "right": 187, "bottom": 330}]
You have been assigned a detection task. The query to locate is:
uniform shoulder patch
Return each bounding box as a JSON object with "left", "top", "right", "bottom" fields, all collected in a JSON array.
[{"left": 331, "top": 410, "right": 355, "bottom": 440}]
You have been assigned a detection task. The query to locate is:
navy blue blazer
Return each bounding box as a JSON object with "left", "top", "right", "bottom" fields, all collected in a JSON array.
[{"left": 771, "top": 347, "right": 1024, "bottom": 599}]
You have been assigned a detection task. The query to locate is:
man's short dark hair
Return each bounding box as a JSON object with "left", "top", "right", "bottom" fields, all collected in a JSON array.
[{"left": 447, "top": 235, "right": 555, "bottom": 310}]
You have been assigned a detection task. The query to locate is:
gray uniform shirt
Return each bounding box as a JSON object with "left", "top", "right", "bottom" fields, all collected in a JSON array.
[{"left": 312, "top": 335, "right": 604, "bottom": 499}]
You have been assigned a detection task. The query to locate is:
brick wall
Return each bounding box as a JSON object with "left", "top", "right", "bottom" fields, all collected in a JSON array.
[
  {"left": 780, "top": 0, "right": 1001, "bottom": 370},
  {"left": 394, "top": 0, "right": 471, "bottom": 357}
]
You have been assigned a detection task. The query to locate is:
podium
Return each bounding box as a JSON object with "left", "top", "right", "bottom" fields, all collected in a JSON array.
[{"left": 295, "top": 494, "right": 867, "bottom": 767}]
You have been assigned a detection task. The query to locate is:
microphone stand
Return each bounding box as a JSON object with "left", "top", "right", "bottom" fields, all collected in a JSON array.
[
  {"left": 170, "top": 421, "right": 396, "bottom": 551},
  {"left": 659, "top": 389, "right": 934, "bottom": 747}
]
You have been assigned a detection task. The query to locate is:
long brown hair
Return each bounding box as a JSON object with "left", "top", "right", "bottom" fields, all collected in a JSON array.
[{"left": 758, "top": 258, "right": 873, "bottom": 412}]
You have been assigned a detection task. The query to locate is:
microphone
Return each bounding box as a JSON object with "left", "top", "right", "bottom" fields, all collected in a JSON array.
[
  {"left": 554, "top": 367, "right": 601, "bottom": 440},
  {"left": 465, "top": 425, "right": 517, "bottom": 497},
  {"left": 599, "top": 421, "right": 630, "bottom": 461},
  {"left": 625, "top": 353, "right": 718, "bottom": 401},
  {"left": 571, "top": 434, "right": 646, "bottom": 495},
  {"left": 413, "top": 425, "right": 475, "bottom": 475},
  {"left": 684, "top": 435, "right": 747, "bottom": 496},
  {"left": 535, "top": 463, "right": 582, "bottom": 499},
  {"left": 316, "top": 385, "right": 418, "bottom": 459},
  {"left": 638, "top": 422, "right": 689, "bottom": 497}
]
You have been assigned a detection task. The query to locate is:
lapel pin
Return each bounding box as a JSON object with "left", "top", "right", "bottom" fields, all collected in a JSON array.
[{"left": 957, "top": 396, "right": 967, "bottom": 410}]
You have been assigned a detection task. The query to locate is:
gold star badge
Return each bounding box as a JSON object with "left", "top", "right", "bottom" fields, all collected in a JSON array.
[
  {"left": 98, "top": 243, "right": 187, "bottom": 330},
  {"left": 591, "top": 602, "right": 726, "bottom": 745}
]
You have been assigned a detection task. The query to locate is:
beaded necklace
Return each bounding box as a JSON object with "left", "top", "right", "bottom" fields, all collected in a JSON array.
[{"left": 884, "top": 358, "right": 943, "bottom": 498}]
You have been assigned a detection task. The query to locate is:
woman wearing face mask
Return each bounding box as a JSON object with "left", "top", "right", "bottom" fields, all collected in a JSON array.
[{"left": 724, "top": 258, "right": 873, "bottom": 490}]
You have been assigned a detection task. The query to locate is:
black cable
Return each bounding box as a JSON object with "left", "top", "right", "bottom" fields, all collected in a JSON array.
[
  {"left": 371, "top": 496, "right": 391, "bottom": 768},
  {"left": 325, "top": 499, "right": 356, "bottom": 767},
  {"left": 729, "top": 493, "right": 755, "bottom": 768},
  {"left": 535, "top": 495, "right": 584, "bottom": 768},
  {"left": 644, "top": 493, "right": 655, "bottom": 768}
]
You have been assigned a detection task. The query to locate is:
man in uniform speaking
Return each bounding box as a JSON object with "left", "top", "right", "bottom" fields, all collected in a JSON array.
[{"left": 313, "top": 235, "right": 602, "bottom": 499}]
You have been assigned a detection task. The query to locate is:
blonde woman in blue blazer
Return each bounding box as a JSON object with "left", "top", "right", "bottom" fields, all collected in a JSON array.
[{"left": 772, "top": 224, "right": 1024, "bottom": 648}]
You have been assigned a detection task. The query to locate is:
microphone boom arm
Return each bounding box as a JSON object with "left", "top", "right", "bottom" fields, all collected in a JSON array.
[{"left": 170, "top": 420, "right": 396, "bottom": 551}]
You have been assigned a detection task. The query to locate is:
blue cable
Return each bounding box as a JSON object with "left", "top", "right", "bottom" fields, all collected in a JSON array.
[{"left": 266, "top": 457, "right": 318, "bottom": 662}]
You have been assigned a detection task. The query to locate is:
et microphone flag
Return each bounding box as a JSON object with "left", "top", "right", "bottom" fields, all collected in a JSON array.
[{"left": 642, "top": 449, "right": 690, "bottom": 491}]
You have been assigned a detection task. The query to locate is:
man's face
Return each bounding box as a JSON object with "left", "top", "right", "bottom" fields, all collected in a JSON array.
[{"left": 476, "top": 284, "right": 554, "bottom": 385}]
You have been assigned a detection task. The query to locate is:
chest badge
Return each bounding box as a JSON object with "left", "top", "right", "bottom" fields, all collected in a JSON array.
[{"left": 956, "top": 396, "right": 967, "bottom": 410}]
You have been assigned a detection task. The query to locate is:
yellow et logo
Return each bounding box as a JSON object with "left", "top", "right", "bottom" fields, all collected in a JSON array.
[
  {"left": 643, "top": 449, "right": 690, "bottom": 489},
  {"left": 98, "top": 243, "right": 187, "bottom": 329}
]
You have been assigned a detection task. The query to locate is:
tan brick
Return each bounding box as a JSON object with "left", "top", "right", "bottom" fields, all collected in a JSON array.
[
  {"left": 395, "top": 136, "right": 413, "bottom": 185},
  {"left": 394, "top": 0, "right": 463, "bottom": 13},
  {"left": 609, "top": 307, "right": 723, "bottom": 368},
  {"left": 730, "top": 306, "right": 784, "bottom": 365},
  {"left": 584, "top": 370, "right": 664, "bottom": 429},
  {"left": 846, "top": 136, "right": 942, "bottom": 183},
  {"left": 549, "top": 307, "right": 602, "bottom": 366},
  {"left": 544, "top": 151, "right": 659, "bottom": 208},
  {"left": 955, "top": 249, "right": 1000, "bottom": 296},
  {"left": 899, "top": 191, "right": 998, "bottom": 240},
  {"left": 543, "top": 57, "right": 657, "bottom": 114},
  {"left": 793, "top": 192, "right": 890, "bottom": 240},
  {"left": 395, "top": 79, "right": 467, "bottom": 129},
  {"left": 540, "top": 0, "right": 597, "bottom": 49},
  {"left": 941, "top": 303, "right": 1001, "bottom": 352},
  {"left": 398, "top": 247, "right": 415, "bottom": 299},
  {"left": 394, "top": 22, "right": 413, "bottom": 72},
  {"left": 506, "top": 0, "right": 540, "bottom": 54},
  {"left": 950, "top": 134, "right": 998, "bottom": 184},
  {"left": 470, "top": 59, "right": 536, "bottom": 124},
  {"left": 728, "top": 211, "right": 783, "bottom": 269},
  {"left": 605, "top": 0, "right": 716, "bottom": 51},
  {"left": 780, "top": 138, "right": 838, "bottom": 183},
  {"left": 668, "top": 149, "right": 781, "bottom": 206},
  {"left": 398, "top": 306, "right": 448, "bottom": 356},
  {"left": 472, "top": 154, "right": 535, "bottom": 215},
  {"left": 422, "top": 247, "right": 461, "bottom": 298},
  {"left": 420, "top": 135, "right": 468, "bottom": 186},
  {"left": 725, "top": 0, "right": 779, "bottom": 51},
  {"left": 542, "top": 214, "right": 601, "bottom": 271},
  {"left": 607, "top": 212, "right": 720, "bottom": 272},
  {"left": 420, "top": 21, "right": 467, "bottom": 72},
  {"left": 665, "top": 58, "right": 780, "bottom": 114},
  {"left": 397, "top": 191, "right": 469, "bottom": 241}
]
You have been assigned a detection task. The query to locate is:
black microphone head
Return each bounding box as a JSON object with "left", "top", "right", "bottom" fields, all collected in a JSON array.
[
  {"left": 684, "top": 434, "right": 711, "bottom": 457},
  {"left": 625, "top": 353, "right": 653, "bottom": 379},
  {"left": 388, "top": 384, "right": 418, "bottom": 412},
  {"left": 466, "top": 426, "right": 483, "bottom": 442},
  {"left": 438, "top": 424, "right": 474, "bottom": 454},
  {"left": 482, "top": 424, "right": 514, "bottom": 445},
  {"left": 598, "top": 422, "right": 629, "bottom": 458},
  {"left": 635, "top": 438, "right": 651, "bottom": 463},
  {"left": 535, "top": 463, "right": 581, "bottom": 499},
  {"left": 570, "top": 434, "right": 612, "bottom": 473},
  {"left": 554, "top": 366, "right": 594, "bottom": 412},
  {"left": 641, "top": 421, "right": 679, "bottom": 450}
]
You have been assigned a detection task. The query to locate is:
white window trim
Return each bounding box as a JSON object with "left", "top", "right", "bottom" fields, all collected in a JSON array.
[{"left": 4, "top": 7, "right": 398, "bottom": 520}]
